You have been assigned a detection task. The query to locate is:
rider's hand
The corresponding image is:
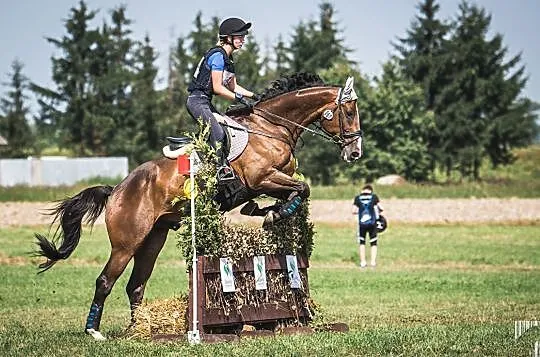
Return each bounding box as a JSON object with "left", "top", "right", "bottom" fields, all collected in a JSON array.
[
  {"left": 235, "top": 92, "right": 254, "bottom": 109},
  {"left": 251, "top": 93, "right": 262, "bottom": 101},
  {"left": 242, "top": 97, "right": 255, "bottom": 109}
]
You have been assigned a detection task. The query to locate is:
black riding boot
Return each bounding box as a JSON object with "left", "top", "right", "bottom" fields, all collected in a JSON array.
[{"left": 215, "top": 147, "right": 235, "bottom": 181}]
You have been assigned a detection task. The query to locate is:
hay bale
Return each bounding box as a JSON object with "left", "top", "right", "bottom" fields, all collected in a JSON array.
[
  {"left": 375, "top": 174, "right": 407, "bottom": 186},
  {"left": 127, "top": 295, "right": 188, "bottom": 340}
]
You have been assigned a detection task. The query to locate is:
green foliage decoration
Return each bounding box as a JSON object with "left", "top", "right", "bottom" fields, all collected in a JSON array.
[{"left": 176, "top": 123, "right": 314, "bottom": 267}]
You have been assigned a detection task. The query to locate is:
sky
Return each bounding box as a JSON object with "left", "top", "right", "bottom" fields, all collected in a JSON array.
[{"left": 1, "top": 0, "right": 540, "bottom": 112}]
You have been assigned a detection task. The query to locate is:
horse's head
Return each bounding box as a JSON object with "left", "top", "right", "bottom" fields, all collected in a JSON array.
[
  {"left": 318, "top": 77, "right": 363, "bottom": 162},
  {"left": 248, "top": 73, "right": 363, "bottom": 162}
]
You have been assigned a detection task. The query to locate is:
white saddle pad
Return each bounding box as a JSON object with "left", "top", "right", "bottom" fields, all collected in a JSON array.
[
  {"left": 162, "top": 115, "right": 248, "bottom": 162},
  {"left": 222, "top": 116, "right": 249, "bottom": 162}
]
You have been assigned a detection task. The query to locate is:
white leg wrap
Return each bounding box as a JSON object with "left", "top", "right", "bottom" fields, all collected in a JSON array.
[{"left": 86, "top": 328, "right": 107, "bottom": 341}]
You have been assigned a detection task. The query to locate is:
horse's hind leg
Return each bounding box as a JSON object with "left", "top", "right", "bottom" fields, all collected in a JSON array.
[
  {"left": 125, "top": 225, "right": 169, "bottom": 325},
  {"left": 84, "top": 213, "right": 155, "bottom": 340},
  {"left": 85, "top": 246, "right": 135, "bottom": 340}
]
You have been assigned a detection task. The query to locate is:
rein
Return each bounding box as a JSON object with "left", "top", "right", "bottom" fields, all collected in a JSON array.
[{"left": 253, "top": 107, "right": 338, "bottom": 143}]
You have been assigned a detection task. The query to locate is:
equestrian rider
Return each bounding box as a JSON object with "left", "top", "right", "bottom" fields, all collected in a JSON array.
[{"left": 187, "top": 17, "right": 259, "bottom": 181}]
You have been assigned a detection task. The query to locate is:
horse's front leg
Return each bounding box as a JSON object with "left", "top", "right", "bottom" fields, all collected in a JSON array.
[
  {"left": 254, "top": 171, "right": 310, "bottom": 227},
  {"left": 239, "top": 200, "right": 279, "bottom": 217}
]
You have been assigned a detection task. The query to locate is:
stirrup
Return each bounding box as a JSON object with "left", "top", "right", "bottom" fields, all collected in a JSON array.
[{"left": 216, "top": 165, "right": 235, "bottom": 181}]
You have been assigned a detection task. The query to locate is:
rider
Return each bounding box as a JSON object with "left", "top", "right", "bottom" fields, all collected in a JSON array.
[{"left": 186, "top": 17, "right": 260, "bottom": 181}]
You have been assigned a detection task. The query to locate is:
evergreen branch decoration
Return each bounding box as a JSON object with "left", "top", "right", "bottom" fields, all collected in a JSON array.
[{"left": 175, "top": 122, "right": 314, "bottom": 268}]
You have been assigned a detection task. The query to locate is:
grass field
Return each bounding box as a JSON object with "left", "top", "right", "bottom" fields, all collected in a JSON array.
[{"left": 1, "top": 222, "right": 539, "bottom": 356}]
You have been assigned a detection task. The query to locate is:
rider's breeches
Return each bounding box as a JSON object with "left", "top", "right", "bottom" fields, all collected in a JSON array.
[{"left": 186, "top": 94, "right": 224, "bottom": 148}]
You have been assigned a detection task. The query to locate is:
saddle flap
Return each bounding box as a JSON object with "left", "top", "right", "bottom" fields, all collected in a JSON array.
[{"left": 217, "top": 116, "right": 249, "bottom": 163}]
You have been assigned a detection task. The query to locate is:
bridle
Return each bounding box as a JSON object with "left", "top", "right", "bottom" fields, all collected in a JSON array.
[
  {"left": 252, "top": 85, "right": 363, "bottom": 148},
  {"left": 320, "top": 86, "right": 363, "bottom": 147}
]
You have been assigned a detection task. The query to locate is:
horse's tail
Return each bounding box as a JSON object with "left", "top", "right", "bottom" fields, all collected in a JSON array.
[{"left": 34, "top": 185, "right": 114, "bottom": 273}]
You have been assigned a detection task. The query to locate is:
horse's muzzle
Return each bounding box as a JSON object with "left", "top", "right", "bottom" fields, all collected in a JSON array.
[
  {"left": 341, "top": 137, "right": 362, "bottom": 162},
  {"left": 341, "top": 148, "right": 362, "bottom": 162}
]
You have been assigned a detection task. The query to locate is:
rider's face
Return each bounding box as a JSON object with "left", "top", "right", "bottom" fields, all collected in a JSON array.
[{"left": 231, "top": 35, "right": 246, "bottom": 49}]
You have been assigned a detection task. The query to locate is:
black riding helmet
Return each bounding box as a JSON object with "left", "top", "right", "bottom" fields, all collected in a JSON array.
[{"left": 219, "top": 17, "right": 251, "bottom": 37}]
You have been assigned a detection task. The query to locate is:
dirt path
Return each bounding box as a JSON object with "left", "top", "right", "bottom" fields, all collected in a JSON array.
[{"left": 1, "top": 199, "right": 539, "bottom": 227}]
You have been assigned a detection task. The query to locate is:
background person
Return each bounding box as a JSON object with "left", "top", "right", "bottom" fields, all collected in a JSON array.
[{"left": 352, "top": 184, "right": 384, "bottom": 268}]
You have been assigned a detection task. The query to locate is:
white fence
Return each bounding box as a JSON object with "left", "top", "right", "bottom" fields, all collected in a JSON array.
[{"left": 0, "top": 157, "right": 128, "bottom": 187}]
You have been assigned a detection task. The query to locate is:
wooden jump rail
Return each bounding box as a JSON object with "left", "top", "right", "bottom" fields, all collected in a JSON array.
[{"left": 188, "top": 254, "right": 311, "bottom": 332}]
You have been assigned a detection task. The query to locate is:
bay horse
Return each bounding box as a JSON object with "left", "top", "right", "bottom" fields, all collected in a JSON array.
[{"left": 34, "top": 73, "right": 362, "bottom": 340}]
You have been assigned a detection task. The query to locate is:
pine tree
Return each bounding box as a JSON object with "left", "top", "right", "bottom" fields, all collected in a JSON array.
[
  {"left": 396, "top": 0, "right": 536, "bottom": 179},
  {"left": 287, "top": 21, "right": 314, "bottom": 73},
  {"left": 188, "top": 13, "right": 220, "bottom": 73},
  {"left": 312, "top": 3, "right": 352, "bottom": 70},
  {"left": 273, "top": 35, "right": 290, "bottom": 75},
  {"left": 287, "top": 2, "right": 350, "bottom": 74},
  {"left": 476, "top": 28, "right": 536, "bottom": 167},
  {"left": 394, "top": 0, "right": 449, "bottom": 109},
  {"left": 168, "top": 36, "right": 190, "bottom": 106},
  {"left": 129, "top": 35, "right": 162, "bottom": 165},
  {"left": 438, "top": 1, "right": 534, "bottom": 178},
  {"left": 99, "top": 5, "right": 137, "bottom": 156},
  {"left": 166, "top": 35, "right": 193, "bottom": 134},
  {"left": 486, "top": 99, "right": 539, "bottom": 166},
  {"left": 32, "top": 0, "right": 100, "bottom": 156},
  {"left": 0, "top": 60, "right": 34, "bottom": 158},
  {"left": 393, "top": 0, "right": 450, "bottom": 175}
]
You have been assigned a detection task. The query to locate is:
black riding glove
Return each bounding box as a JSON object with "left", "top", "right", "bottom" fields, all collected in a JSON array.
[
  {"left": 235, "top": 92, "right": 253, "bottom": 109},
  {"left": 251, "top": 93, "right": 262, "bottom": 101}
]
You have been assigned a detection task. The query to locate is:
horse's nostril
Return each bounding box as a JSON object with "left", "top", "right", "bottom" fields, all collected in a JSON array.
[{"left": 351, "top": 151, "right": 360, "bottom": 159}]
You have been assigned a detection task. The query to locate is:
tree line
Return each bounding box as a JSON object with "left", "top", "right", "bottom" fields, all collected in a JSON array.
[{"left": 0, "top": 0, "right": 537, "bottom": 183}]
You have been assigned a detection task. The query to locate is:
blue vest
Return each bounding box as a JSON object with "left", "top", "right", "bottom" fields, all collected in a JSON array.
[
  {"left": 188, "top": 47, "right": 235, "bottom": 97},
  {"left": 355, "top": 193, "right": 377, "bottom": 227}
]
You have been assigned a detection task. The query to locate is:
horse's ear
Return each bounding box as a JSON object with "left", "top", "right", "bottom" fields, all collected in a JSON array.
[
  {"left": 342, "top": 77, "right": 358, "bottom": 102},
  {"left": 345, "top": 77, "right": 354, "bottom": 89}
]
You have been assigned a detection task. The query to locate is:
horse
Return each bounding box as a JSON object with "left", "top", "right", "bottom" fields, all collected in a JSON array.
[{"left": 34, "top": 73, "right": 363, "bottom": 340}]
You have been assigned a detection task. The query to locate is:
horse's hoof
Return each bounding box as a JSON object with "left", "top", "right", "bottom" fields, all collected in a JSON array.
[
  {"left": 85, "top": 328, "right": 107, "bottom": 341},
  {"left": 262, "top": 211, "right": 279, "bottom": 228}
]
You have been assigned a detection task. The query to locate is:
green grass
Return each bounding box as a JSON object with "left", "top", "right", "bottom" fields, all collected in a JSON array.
[
  {"left": 1, "top": 222, "right": 539, "bottom": 356},
  {"left": 0, "top": 176, "right": 122, "bottom": 202}
]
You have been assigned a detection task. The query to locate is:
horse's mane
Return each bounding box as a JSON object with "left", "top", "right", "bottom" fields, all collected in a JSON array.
[
  {"left": 225, "top": 72, "right": 325, "bottom": 116},
  {"left": 259, "top": 72, "right": 326, "bottom": 102}
]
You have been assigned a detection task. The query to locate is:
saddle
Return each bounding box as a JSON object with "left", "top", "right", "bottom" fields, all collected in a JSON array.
[{"left": 163, "top": 114, "right": 249, "bottom": 163}]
